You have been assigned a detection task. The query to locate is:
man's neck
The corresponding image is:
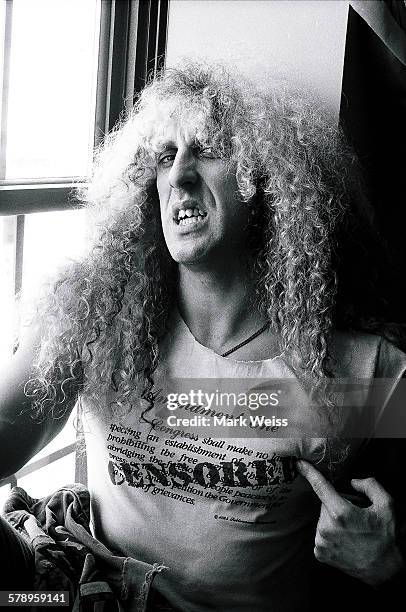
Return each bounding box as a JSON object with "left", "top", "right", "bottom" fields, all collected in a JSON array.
[{"left": 177, "top": 258, "right": 267, "bottom": 355}]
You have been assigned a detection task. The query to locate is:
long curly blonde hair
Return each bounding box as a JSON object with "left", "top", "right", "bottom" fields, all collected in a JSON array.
[{"left": 25, "top": 61, "right": 391, "bottom": 420}]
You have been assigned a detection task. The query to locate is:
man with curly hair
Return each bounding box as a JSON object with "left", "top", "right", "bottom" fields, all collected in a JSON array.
[{"left": 1, "top": 62, "right": 406, "bottom": 610}]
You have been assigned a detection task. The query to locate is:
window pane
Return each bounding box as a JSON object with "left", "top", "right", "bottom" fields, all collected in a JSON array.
[
  {"left": 0, "top": 210, "right": 88, "bottom": 360},
  {"left": 5, "top": 0, "right": 100, "bottom": 180},
  {"left": 22, "top": 208, "right": 88, "bottom": 296}
]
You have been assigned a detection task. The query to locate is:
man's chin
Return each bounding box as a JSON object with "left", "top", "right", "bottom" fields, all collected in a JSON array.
[{"left": 169, "top": 246, "right": 210, "bottom": 266}]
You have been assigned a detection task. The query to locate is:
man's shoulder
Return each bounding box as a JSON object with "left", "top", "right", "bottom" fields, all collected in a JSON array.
[{"left": 329, "top": 330, "right": 406, "bottom": 379}]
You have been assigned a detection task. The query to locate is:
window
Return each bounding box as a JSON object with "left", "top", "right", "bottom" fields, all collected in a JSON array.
[{"left": 0, "top": 0, "right": 169, "bottom": 506}]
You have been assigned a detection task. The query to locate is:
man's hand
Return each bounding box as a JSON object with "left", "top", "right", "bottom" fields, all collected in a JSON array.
[{"left": 297, "top": 459, "right": 404, "bottom": 586}]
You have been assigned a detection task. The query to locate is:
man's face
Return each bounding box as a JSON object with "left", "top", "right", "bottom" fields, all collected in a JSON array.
[{"left": 156, "top": 117, "right": 247, "bottom": 266}]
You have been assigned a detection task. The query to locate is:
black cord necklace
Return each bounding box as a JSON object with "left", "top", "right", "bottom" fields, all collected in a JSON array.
[{"left": 221, "top": 322, "right": 270, "bottom": 357}]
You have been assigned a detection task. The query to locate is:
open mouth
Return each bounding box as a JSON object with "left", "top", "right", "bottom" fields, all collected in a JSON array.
[{"left": 174, "top": 207, "right": 207, "bottom": 226}]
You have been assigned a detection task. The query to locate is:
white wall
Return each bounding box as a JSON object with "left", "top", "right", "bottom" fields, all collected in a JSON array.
[{"left": 166, "top": 0, "right": 350, "bottom": 118}]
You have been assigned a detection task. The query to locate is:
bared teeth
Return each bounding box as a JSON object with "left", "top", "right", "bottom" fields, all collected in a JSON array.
[
  {"left": 177, "top": 208, "right": 206, "bottom": 217},
  {"left": 175, "top": 207, "right": 207, "bottom": 224},
  {"left": 178, "top": 215, "right": 207, "bottom": 226}
]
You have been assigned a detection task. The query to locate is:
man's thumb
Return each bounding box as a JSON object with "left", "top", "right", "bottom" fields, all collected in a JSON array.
[{"left": 351, "top": 477, "right": 390, "bottom": 507}]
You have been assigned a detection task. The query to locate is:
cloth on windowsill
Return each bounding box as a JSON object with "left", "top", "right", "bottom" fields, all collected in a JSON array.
[{"left": 3, "top": 484, "right": 166, "bottom": 612}]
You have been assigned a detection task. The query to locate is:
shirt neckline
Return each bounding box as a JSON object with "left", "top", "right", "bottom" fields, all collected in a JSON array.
[{"left": 173, "top": 309, "right": 284, "bottom": 365}]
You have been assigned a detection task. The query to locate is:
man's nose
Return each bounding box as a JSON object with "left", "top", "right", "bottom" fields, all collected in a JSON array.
[{"left": 168, "top": 151, "right": 198, "bottom": 189}]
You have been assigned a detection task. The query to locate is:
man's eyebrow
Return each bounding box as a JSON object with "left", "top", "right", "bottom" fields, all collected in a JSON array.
[{"left": 157, "top": 140, "right": 177, "bottom": 152}]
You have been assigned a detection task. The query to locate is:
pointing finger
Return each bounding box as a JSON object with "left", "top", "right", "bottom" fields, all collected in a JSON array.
[{"left": 297, "top": 459, "right": 348, "bottom": 516}]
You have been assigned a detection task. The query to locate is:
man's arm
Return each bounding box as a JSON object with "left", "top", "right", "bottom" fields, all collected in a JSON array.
[{"left": 0, "top": 327, "right": 78, "bottom": 479}]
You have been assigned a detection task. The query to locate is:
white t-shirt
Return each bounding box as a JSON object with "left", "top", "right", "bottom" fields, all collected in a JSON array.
[{"left": 82, "top": 313, "right": 406, "bottom": 611}]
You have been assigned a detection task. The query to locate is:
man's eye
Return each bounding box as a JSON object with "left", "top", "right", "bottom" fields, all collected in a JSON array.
[
  {"left": 158, "top": 152, "right": 176, "bottom": 166},
  {"left": 196, "top": 146, "right": 217, "bottom": 159}
]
